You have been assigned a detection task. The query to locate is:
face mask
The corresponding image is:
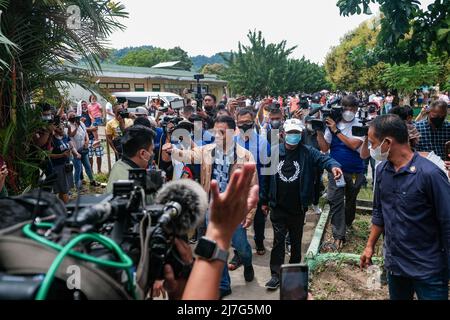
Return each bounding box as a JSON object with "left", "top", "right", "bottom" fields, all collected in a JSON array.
[
  {"left": 42, "top": 115, "right": 52, "bottom": 121},
  {"left": 142, "top": 150, "right": 153, "bottom": 164},
  {"left": 285, "top": 133, "right": 302, "bottom": 146},
  {"left": 430, "top": 117, "right": 445, "bottom": 129},
  {"left": 238, "top": 123, "right": 254, "bottom": 133},
  {"left": 342, "top": 111, "right": 355, "bottom": 122},
  {"left": 370, "top": 139, "right": 390, "bottom": 162},
  {"left": 270, "top": 120, "right": 282, "bottom": 130}
]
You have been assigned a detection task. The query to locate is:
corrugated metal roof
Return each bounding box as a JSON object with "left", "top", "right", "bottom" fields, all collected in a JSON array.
[
  {"left": 66, "top": 62, "right": 227, "bottom": 84},
  {"left": 151, "top": 61, "right": 181, "bottom": 68}
]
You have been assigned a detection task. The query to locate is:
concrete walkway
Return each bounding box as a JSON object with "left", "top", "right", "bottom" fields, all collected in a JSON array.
[{"left": 224, "top": 211, "right": 320, "bottom": 300}]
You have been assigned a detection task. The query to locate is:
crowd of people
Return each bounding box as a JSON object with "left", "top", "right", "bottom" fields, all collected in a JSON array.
[{"left": 1, "top": 88, "right": 449, "bottom": 300}]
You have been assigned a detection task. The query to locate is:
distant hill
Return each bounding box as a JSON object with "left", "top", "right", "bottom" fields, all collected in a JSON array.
[
  {"left": 191, "top": 52, "right": 231, "bottom": 71},
  {"left": 101, "top": 46, "right": 230, "bottom": 72}
]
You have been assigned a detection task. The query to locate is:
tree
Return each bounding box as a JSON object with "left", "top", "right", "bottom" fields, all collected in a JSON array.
[
  {"left": 118, "top": 46, "right": 193, "bottom": 70},
  {"left": 0, "top": 0, "right": 128, "bottom": 192},
  {"left": 325, "top": 20, "right": 386, "bottom": 91},
  {"left": 284, "top": 58, "right": 331, "bottom": 93},
  {"left": 381, "top": 59, "right": 441, "bottom": 104},
  {"left": 336, "top": 0, "right": 450, "bottom": 64},
  {"left": 201, "top": 63, "right": 226, "bottom": 75},
  {"left": 223, "top": 30, "right": 296, "bottom": 97}
]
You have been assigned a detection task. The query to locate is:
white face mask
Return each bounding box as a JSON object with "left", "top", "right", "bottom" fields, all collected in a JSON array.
[
  {"left": 342, "top": 111, "right": 355, "bottom": 122},
  {"left": 370, "top": 139, "right": 390, "bottom": 162}
]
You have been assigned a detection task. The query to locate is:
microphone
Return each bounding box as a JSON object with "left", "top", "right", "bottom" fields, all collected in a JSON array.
[{"left": 154, "top": 179, "right": 208, "bottom": 235}]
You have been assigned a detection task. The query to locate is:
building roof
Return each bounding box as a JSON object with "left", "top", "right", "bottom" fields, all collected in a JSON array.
[
  {"left": 151, "top": 61, "right": 181, "bottom": 68},
  {"left": 66, "top": 62, "right": 227, "bottom": 84}
]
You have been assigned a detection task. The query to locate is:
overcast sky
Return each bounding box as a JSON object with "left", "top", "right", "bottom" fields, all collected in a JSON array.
[{"left": 109, "top": 0, "right": 433, "bottom": 65}]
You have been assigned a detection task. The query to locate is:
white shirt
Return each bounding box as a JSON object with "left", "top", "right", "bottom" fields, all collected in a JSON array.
[
  {"left": 70, "top": 122, "right": 87, "bottom": 151},
  {"left": 324, "top": 117, "right": 365, "bottom": 152},
  {"left": 106, "top": 102, "right": 114, "bottom": 122}
]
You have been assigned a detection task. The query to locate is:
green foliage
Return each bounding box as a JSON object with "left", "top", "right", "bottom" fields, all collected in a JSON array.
[
  {"left": 201, "top": 63, "right": 226, "bottom": 75},
  {"left": 0, "top": 0, "right": 128, "bottom": 193},
  {"left": 118, "top": 46, "right": 193, "bottom": 70},
  {"left": 336, "top": 0, "right": 450, "bottom": 64},
  {"left": 381, "top": 59, "right": 441, "bottom": 97},
  {"left": 223, "top": 30, "right": 330, "bottom": 97},
  {"left": 325, "top": 20, "right": 385, "bottom": 91}
]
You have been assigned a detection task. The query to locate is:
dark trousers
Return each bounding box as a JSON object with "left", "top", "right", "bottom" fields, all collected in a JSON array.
[
  {"left": 253, "top": 204, "right": 266, "bottom": 248},
  {"left": 388, "top": 272, "right": 448, "bottom": 300},
  {"left": 313, "top": 167, "right": 324, "bottom": 206},
  {"left": 328, "top": 172, "right": 365, "bottom": 240},
  {"left": 270, "top": 208, "right": 305, "bottom": 278}
]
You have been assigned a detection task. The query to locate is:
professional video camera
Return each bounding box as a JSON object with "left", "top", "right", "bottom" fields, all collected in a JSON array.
[
  {"left": 160, "top": 115, "right": 183, "bottom": 133},
  {"left": 299, "top": 94, "right": 311, "bottom": 109},
  {"left": 308, "top": 96, "right": 343, "bottom": 132},
  {"left": 351, "top": 100, "right": 374, "bottom": 137},
  {"left": 118, "top": 110, "right": 130, "bottom": 119}
]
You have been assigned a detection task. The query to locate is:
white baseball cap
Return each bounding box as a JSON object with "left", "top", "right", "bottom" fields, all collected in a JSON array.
[{"left": 283, "top": 118, "right": 304, "bottom": 133}]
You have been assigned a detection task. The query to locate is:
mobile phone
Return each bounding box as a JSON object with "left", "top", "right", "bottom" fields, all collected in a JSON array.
[
  {"left": 280, "top": 263, "right": 308, "bottom": 300},
  {"left": 336, "top": 175, "right": 346, "bottom": 188}
]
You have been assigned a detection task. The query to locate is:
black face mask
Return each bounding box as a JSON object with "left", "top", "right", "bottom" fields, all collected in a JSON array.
[
  {"left": 270, "top": 120, "right": 282, "bottom": 130},
  {"left": 238, "top": 123, "right": 254, "bottom": 133},
  {"left": 430, "top": 117, "right": 445, "bottom": 129}
]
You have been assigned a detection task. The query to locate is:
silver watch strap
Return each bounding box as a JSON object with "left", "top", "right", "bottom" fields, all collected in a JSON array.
[{"left": 212, "top": 246, "right": 229, "bottom": 263}]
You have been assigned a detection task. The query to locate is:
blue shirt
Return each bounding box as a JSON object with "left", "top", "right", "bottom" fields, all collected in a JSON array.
[
  {"left": 330, "top": 134, "right": 365, "bottom": 174},
  {"left": 372, "top": 153, "right": 450, "bottom": 279},
  {"left": 235, "top": 130, "right": 271, "bottom": 181}
]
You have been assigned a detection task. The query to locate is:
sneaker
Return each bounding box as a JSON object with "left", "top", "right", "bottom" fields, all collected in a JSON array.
[
  {"left": 265, "top": 277, "right": 280, "bottom": 290},
  {"left": 312, "top": 205, "right": 322, "bottom": 215},
  {"left": 219, "top": 288, "right": 232, "bottom": 299},
  {"left": 244, "top": 265, "right": 254, "bottom": 282}
]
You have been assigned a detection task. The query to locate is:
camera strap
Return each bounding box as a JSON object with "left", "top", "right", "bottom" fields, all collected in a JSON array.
[{"left": 136, "top": 213, "right": 152, "bottom": 297}]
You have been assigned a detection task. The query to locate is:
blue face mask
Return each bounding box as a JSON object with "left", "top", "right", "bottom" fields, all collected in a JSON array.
[{"left": 285, "top": 133, "right": 302, "bottom": 145}]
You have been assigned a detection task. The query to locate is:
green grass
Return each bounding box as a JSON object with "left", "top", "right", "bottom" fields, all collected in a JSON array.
[{"left": 94, "top": 172, "right": 108, "bottom": 183}]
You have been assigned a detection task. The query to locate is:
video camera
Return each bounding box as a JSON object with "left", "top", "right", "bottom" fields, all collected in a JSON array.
[
  {"left": 160, "top": 115, "right": 184, "bottom": 133},
  {"left": 351, "top": 100, "right": 372, "bottom": 137},
  {"left": 309, "top": 96, "right": 343, "bottom": 132},
  {"left": 299, "top": 94, "right": 311, "bottom": 109}
]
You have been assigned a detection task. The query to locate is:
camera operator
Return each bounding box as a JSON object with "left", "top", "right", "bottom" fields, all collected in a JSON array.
[
  {"left": 106, "top": 125, "right": 155, "bottom": 193},
  {"left": 106, "top": 104, "right": 134, "bottom": 161},
  {"left": 316, "top": 95, "right": 365, "bottom": 250}
]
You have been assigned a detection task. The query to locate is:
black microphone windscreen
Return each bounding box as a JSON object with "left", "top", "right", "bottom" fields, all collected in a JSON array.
[{"left": 154, "top": 179, "right": 208, "bottom": 235}]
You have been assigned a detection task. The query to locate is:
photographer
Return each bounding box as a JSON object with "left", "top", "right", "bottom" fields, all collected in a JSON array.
[
  {"left": 316, "top": 95, "right": 365, "bottom": 250},
  {"left": 106, "top": 125, "right": 155, "bottom": 193},
  {"left": 67, "top": 111, "right": 99, "bottom": 188},
  {"left": 105, "top": 104, "right": 134, "bottom": 161}
]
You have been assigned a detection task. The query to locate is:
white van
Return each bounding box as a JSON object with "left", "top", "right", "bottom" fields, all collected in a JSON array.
[{"left": 112, "top": 91, "right": 182, "bottom": 109}]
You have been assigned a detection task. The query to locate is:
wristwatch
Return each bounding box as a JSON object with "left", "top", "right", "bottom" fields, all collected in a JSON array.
[
  {"left": 195, "top": 236, "right": 229, "bottom": 263},
  {"left": 333, "top": 129, "right": 342, "bottom": 135}
]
